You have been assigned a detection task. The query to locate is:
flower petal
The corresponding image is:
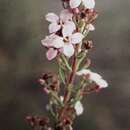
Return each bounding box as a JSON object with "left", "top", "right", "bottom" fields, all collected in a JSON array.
[
  {"left": 41, "top": 34, "right": 64, "bottom": 48},
  {"left": 45, "top": 13, "right": 59, "bottom": 23},
  {"left": 60, "top": 9, "right": 73, "bottom": 21},
  {"left": 60, "top": 96, "right": 64, "bottom": 102},
  {"left": 70, "top": 0, "right": 81, "bottom": 8},
  {"left": 52, "top": 36, "right": 64, "bottom": 48},
  {"left": 74, "top": 101, "right": 84, "bottom": 116},
  {"left": 83, "top": 0, "right": 95, "bottom": 9},
  {"left": 41, "top": 35, "right": 54, "bottom": 47},
  {"left": 64, "top": 21, "right": 76, "bottom": 31},
  {"left": 95, "top": 79, "right": 108, "bottom": 88},
  {"left": 71, "top": 33, "right": 84, "bottom": 44},
  {"left": 90, "top": 72, "right": 102, "bottom": 80},
  {"left": 87, "top": 24, "right": 95, "bottom": 31},
  {"left": 76, "top": 69, "right": 108, "bottom": 89},
  {"left": 46, "top": 48, "right": 58, "bottom": 60},
  {"left": 41, "top": 38, "right": 49, "bottom": 47},
  {"left": 49, "top": 23, "right": 61, "bottom": 33},
  {"left": 76, "top": 69, "right": 91, "bottom": 76},
  {"left": 62, "top": 23, "right": 75, "bottom": 38},
  {"left": 63, "top": 43, "right": 74, "bottom": 57}
]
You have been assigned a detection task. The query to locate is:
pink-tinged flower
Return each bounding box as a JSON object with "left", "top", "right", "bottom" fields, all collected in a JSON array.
[
  {"left": 62, "top": 32, "right": 84, "bottom": 57},
  {"left": 42, "top": 32, "right": 84, "bottom": 59},
  {"left": 76, "top": 69, "right": 108, "bottom": 88},
  {"left": 60, "top": 96, "right": 64, "bottom": 102},
  {"left": 74, "top": 101, "right": 84, "bottom": 116},
  {"left": 72, "top": 8, "right": 80, "bottom": 14},
  {"left": 46, "top": 48, "right": 58, "bottom": 61},
  {"left": 70, "top": 0, "right": 95, "bottom": 9},
  {"left": 43, "top": 87, "right": 50, "bottom": 94},
  {"left": 45, "top": 9, "right": 76, "bottom": 34},
  {"left": 86, "top": 24, "right": 95, "bottom": 31},
  {"left": 41, "top": 34, "right": 64, "bottom": 60},
  {"left": 41, "top": 34, "right": 64, "bottom": 48}
]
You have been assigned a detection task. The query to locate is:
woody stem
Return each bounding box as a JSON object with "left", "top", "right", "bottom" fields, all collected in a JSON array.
[
  {"left": 63, "top": 46, "right": 78, "bottom": 104},
  {"left": 58, "top": 47, "right": 79, "bottom": 127}
]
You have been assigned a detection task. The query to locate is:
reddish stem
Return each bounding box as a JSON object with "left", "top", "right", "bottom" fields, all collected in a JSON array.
[
  {"left": 63, "top": 51, "right": 78, "bottom": 104},
  {"left": 68, "top": 55, "right": 77, "bottom": 84},
  {"left": 59, "top": 47, "right": 78, "bottom": 124}
]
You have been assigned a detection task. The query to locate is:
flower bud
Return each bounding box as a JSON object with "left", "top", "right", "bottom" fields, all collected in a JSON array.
[
  {"left": 26, "top": 116, "right": 36, "bottom": 127},
  {"left": 42, "top": 73, "right": 53, "bottom": 80},
  {"left": 26, "top": 116, "right": 49, "bottom": 127},
  {"left": 38, "top": 117, "right": 49, "bottom": 126},
  {"left": 84, "top": 40, "right": 94, "bottom": 50},
  {"left": 84, "top": 58, "right": 91, "bottom": 68},
  {"left": 72, "top": 8, "right": 80, "bottom": 14},
  {"left": 39, "top": 79, "right": 45, "bottom": 85},
  {"left": 43, "top": 87, "right": 50, "bottom": 94}
]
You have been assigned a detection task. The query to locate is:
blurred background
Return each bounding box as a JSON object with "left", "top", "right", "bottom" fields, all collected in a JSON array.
[{"left": 0, "top": 0, "right": 130, "bottom": 130}]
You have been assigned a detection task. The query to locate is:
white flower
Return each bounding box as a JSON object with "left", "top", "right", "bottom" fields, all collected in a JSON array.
[
  {"left": 46, "top": 48, "right": 58, "bottom": 61},
  {"left": 41, "top": 34, "right": 64, "bottom": 60},
  {"left": 60, "top": 96, "right": 64, "bottom": 102},
  {"left": 62, "top": 32, "right": 84, "bottom": 57},
  {"left": 86, "top": 24, "right": 95, "bottom": 31},
  {"left": 70, "top": 0, "right": 95, "bottom": 9},
  {"left": 76, "top": 69, "right": 108, "bottom": 88},
  {"left": 42, "top": 32, "right": 84, "bottom": 59},
  {"left": 41, "top": 34, "right": 64, "bottom": 48},
  {"left": 74, "top": 101, "right": 84, "bottom": 116},
  {"left": 76, "top": 69, "right": 91, "bottom": 75},
  {"left": 46, "top": 9, "right": 76, "bottom": 34}
]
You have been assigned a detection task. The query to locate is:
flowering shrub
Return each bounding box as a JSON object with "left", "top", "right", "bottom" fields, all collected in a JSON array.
[{"left": 26, "top": 0, "right": 108, "bottom": 130}]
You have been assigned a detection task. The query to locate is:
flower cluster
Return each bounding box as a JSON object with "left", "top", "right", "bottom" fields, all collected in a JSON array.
[
  {"left": 77, "top": 69, "right": 108, "bottom": 89},
  {"left": 41, "top": 9, "right": 84, "bottom": 60},
  {"left": 26, "top": 0, "right": 108, "bottom": 130}
]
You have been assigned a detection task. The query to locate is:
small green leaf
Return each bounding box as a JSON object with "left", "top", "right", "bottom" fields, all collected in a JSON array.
[
  {"left": 77, "top": 51, "right": 87, "bottom": 70},
  {"left": 77, "top": 51, "right": 85, "bottom": 59},
  {"left": 61, "top": 55, "right": 72, "bottom": 71},
  {"left": 59, "top": 67, "right": 65, "bottom": 84},
  {"left": 50, "top": 90, "right": 64, "bottom": 107},
  {"left": 78, "top": 20, "right": 86, "bottom": 33}
]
